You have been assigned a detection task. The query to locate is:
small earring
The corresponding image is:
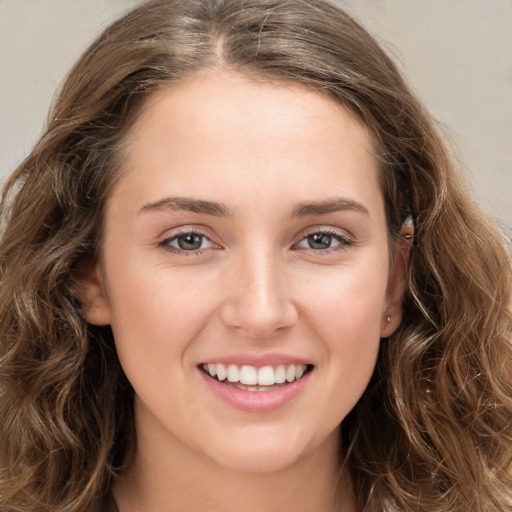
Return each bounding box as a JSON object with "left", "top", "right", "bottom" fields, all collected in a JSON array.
[{"left": 386, "top": 315, "right": 391, "bottom": 323}]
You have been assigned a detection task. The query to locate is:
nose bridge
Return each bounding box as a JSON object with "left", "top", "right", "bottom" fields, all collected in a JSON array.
[{"left": 220, "top": 244, "right": 297, "bottom": 337}]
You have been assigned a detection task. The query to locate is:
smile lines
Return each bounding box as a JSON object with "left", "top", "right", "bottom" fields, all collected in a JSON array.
[{"left": 201, "top": 363, "right": 311, "bottom": 387}]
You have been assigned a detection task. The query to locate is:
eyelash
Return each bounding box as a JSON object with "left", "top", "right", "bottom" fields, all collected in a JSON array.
[
  {"left": 158, "top": 230, "right": 218, "bottom": 255},
  {"left": 292, "top": 228, "right": 355, "bottom": 253},
  {"left": 158, "top": 228, "right": 354, "bottom": 255}
]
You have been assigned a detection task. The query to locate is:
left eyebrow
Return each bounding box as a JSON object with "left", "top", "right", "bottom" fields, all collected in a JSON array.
[{"left": 290, "top": 198, "right": 370, "bottom": 218}]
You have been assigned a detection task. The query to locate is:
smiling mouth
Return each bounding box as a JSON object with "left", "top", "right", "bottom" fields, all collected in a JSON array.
[{"left": 200, "top": 363, "right": 313, "bottom": 392}]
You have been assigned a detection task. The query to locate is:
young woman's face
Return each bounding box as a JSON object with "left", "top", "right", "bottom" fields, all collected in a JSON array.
[{"left": 84, "top": 71, "right": 404, "bottom": 472}]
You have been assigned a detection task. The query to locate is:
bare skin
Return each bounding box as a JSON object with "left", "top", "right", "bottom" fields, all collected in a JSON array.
[
  {"left": 81, "top": 70, "right": 408, "bottom": 512},
  {"left": 113, "top": 424, "right": 352, "bottom": 512}
]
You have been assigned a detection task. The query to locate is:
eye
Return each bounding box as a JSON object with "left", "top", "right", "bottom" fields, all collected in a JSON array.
[
  {"left": 295, "top": 229, "right": 353, "bottom": 251},
  {"left": 159, "top": 231, "right": 216, "bottom": 253}
]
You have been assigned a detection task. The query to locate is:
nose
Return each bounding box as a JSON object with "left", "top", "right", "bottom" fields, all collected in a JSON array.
[{"left": 219, "top": 249, "right": 298, "bottom": 338}]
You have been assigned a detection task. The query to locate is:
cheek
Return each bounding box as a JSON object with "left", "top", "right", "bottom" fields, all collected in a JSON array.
[
  {"left": 300, "top": 261, "right": 387, "bottom": 395},
  {"left": 104, "top": 260, "right": 220, "bottom": 384},
  {"left": 322, "top": 292, "right": 382, "bottom": 379},
  {"left": 301, "top": 257, "right": 389, "bottom": 336}
]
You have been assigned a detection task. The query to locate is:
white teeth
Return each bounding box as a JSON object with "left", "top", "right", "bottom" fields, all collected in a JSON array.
[
  {"left": 203, "top": 363, "right": 308, "bottom": 386},
  {"left": 226, "top": 364, "right": 240, "bottom": 383},
  {"left": 216, "top": 364, "right": 227, "bottom": 381},
  {"left": 258, "top": 366, "right": 275, "bottom": 386},
  {"left": 275, "top": 365, "right": 286, "bottom": 384},
  {"left": 239, "top": 365, "right": 258, "bottom": 385}
]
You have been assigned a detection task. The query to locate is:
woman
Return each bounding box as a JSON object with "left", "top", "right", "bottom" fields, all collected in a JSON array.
[{"left": 1, "top": 1, "right": 511, "bottom": 511}]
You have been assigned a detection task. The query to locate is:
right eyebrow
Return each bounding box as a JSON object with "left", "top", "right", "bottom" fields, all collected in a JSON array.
[{"left": 138, "top": 196, "right": 234, "bottom": 217}]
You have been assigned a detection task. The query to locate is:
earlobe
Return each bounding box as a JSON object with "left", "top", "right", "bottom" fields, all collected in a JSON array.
[
  {"left": 75, "top": 262, "right": 112, "bottom": 326},
  {"left": 380, "top": 223, "right": 414, "bottom": 338}
]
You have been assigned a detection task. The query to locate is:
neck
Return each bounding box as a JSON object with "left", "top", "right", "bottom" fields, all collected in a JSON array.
[{"left": 112, "top": 405, "right": 355, "bottom": 512}]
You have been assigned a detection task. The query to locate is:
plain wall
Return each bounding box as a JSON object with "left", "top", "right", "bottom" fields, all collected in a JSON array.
[{"left": 1, "top": 0, "right": 510, "bottom": 229}]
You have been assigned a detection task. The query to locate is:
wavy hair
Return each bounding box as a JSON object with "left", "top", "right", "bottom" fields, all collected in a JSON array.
[{"left": 1, "top": 1, "right": 511, "bottom": 510}]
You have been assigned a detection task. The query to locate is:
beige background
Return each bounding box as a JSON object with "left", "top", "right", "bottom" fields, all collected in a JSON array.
[{"left": 1, "top": 0, "right": 510, "bottom": 229}]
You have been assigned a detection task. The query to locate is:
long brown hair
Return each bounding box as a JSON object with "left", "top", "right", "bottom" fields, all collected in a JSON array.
[{"left": 1, "top": 1, "right": 511, "bottom": 510}]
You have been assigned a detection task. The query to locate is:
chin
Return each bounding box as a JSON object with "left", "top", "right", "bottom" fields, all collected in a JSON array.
[
  {"left": 204, "top": 428, "right": 334, "bottom": 474},
  {"left": 213, "top": 448, "right": 304, "bottom": 473}
]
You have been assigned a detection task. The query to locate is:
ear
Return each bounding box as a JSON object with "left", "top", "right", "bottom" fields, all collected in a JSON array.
[
  {"left": 380, "top": 222, "right": 414, "bottom": 338},
  {"left": 75, "top": 262, "right": 112, "bottom": 326}
]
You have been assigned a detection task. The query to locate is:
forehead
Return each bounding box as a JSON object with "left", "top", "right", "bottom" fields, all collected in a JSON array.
[
  {"left": 115, "top": 70, "right": 382, "bottom": 217},
  {"left": 129, "top": 71, "right": 374, "bottom": 151}
]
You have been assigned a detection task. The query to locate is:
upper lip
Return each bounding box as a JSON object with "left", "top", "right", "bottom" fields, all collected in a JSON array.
[{"left": 199, "top": 353, "right": 312, "bottom": 367}]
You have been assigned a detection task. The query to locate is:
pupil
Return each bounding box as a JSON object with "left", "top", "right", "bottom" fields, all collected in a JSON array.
[
  {"left": 178, "top": 233, "right": 202, "bottom": 250},
  {"left": 308, "top": 233, "right": 331, "bottom": 249}
]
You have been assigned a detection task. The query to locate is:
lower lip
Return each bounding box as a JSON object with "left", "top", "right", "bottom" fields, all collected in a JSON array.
[{"left": 199, "top": 369, "right": 312, "bottom": 413}]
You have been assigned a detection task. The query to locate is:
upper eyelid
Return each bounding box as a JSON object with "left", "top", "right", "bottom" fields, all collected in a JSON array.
[
  {"left": 294, "top": 225, "right": 354, "bottom": 241},
  {"left": 162, "top": 232, "right": 215, "bottom": 244},
  {"left": 291, "top": 227, "right": 356, "bottom": 252},
  {"left": 158, "top": 225, "right": 216, "bottom": 242},
  {"left": 158, "top": 231, "right": 219, "bottom": 255},
  {"left": 156, "top": 225, "right": 354, "bottom": 248}
]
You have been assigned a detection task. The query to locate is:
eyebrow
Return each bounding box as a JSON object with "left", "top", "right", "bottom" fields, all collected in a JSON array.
[
  {"left": 139, "top": 196, "right": 370, "bottom": 218},
  {"left": 290, "top": 198, "right": 370, "bottom": 218},
  {"left": 139, "top": 196, "right": 234, "bottom": 217}
]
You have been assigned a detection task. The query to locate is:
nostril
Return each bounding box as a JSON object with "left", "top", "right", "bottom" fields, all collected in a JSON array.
[
  {"left": 218, "top": 269, "right": 298, "bottom": 337},
  {"left": 219, "top": 303, "right": 299, "bottom": 339}
]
